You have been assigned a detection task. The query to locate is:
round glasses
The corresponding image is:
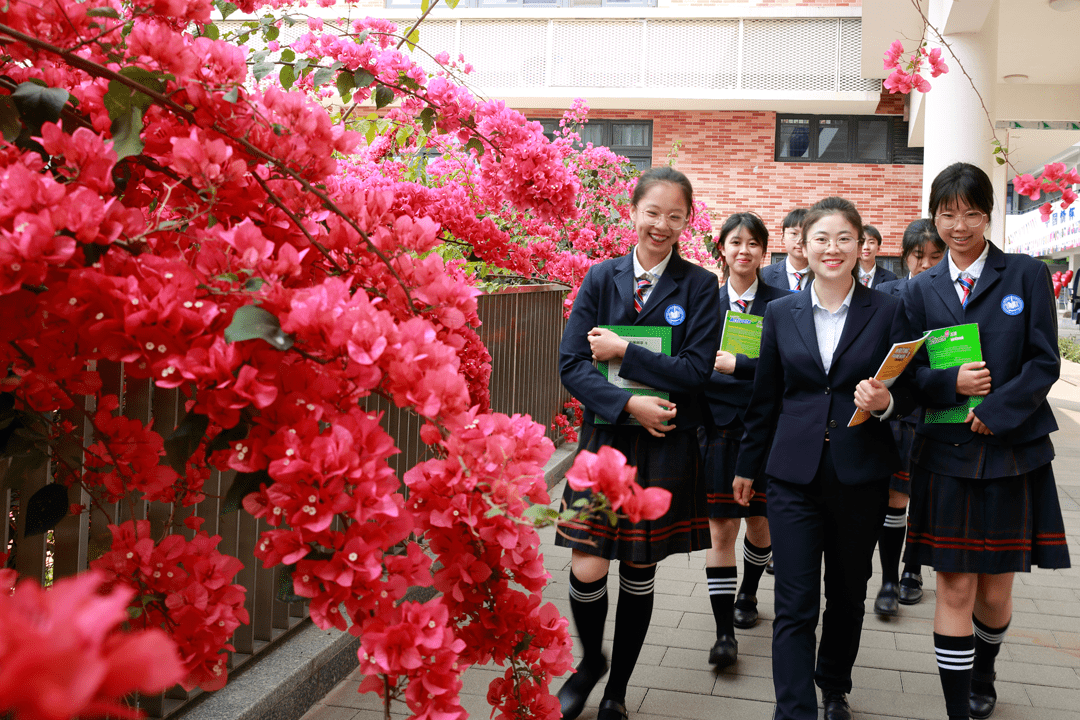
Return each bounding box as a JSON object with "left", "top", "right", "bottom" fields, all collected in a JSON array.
[
  {"left": 807, "top": 237, "right": 858, "bottom": 253},
  {"left": 642, "top": 209, "right": 688, "bottom": 229},
  {"left": 935, "top": 211, "right": 987, "bottom": 229}
]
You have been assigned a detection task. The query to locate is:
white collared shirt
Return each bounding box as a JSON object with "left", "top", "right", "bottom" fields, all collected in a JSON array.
[
  {"left": 947, "top": 241, "right": 990, "bottom": 303},
  {"left": 810, "top": 280, "right": 855, "bottom": 375},
  {"left": 632, "top": 246, "right": 673, "bottom": 307},
  {"left": 785, "top": 257, "right": 810, "bottom": 291},
  {"left": 858, "top": 265, "right": 876, "bottom": 287},
  {"left": 727, "top": 277, "right": 759, "bottom": 314}
]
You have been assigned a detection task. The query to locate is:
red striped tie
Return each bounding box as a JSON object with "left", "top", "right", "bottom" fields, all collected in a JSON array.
[
  {"left": 861, "top": 275, "right": 871, "bottom": 287},
  {"left": 735, "top": 299, "right": 748, "bottom": 313},
  {"left": 634, "top": 275, "right": 652, "bottom": 313},
  {"left": 793, "top": 271, "right": 805, "bottom": 290},
  {"left": 957, "top": 272, "right": 975, "bottom": 307}
]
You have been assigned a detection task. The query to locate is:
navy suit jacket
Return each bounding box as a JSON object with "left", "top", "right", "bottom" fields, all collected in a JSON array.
[
  {"left": 734, "top": 282, "right": 914, "bottom": 486},
  {"left": 705, "top": 281, "right": 787, "bottom": 429},
  {"left": 866, "top": 264, "right": 899, "bottom": 289},
  {"left": 760, "top": 260, "right": 812, "bottom": 293},
  {"left": 559, "top": 251, "right": 722, "bottom": 429},
  {"left": 875, "top": 277, "right": 906, "bottom": 297},
  {"left": 900, "top": 243, "right": 1060, "bottom": 453}
]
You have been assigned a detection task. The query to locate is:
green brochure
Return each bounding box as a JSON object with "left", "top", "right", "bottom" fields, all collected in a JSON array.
[
  {"left": 595, "top": 325, "right": 672, "bottom": 425},
  {"left": 922, "top": 323, "right": 983, "bottom": 424},
  {"left": 720, "top": 310, "right": 764, "bottom": 359}
]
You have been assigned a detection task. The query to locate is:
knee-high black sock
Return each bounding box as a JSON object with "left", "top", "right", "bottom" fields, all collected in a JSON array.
[
  {"left": 706, "top": 565, "right": 736, "bottom": 638},
  {"left": 902, "top": 560, "right": 922, "bottom": 577},
  {"left": 878, "top": 508, "right": 906, "bottom": 585},
  {"left": 737, "top": 538, "right": 771, "bottom": 597},
  {"left": 935, "top": 632, "right": 975, "bottom": 720},
  {"left": 603, "top": 563, "right": 655, "bottom": 704},
  {"left": 973, "top": 615, "right": 1008, "bottom": 677},
  {"left": 568, "top": 570, "right": 609, "bottom": 671}
]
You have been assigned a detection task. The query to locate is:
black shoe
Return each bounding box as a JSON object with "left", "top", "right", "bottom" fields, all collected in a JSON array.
[
  {"left": 708, "top": 634, "right": 738, "bottom": 668},
  {"left": 873, "top": 582, "right": 900, "bottom": 617},
  {"left": 732, "top": 593, "right": 759, "bottom": 629},
  {"left": 898, "top": 571, "right": 923, "bottom": 605},
  {"left": 556, "top": 658, "right": 608, "bottom": 720},
  {"left": 765, "top": 560, "right": 774, "bottom": 576},
  {"left": 597, "top": 698, "right": 628, "bottom": 720},
  {"left": 970, "top": 670, "right": 997, "bottom": 720},
  {"left": 822, "top": 691, "right": 853, "bottom": 720}
]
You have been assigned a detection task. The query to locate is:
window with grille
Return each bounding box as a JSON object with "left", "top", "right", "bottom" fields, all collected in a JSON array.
[
  {"left": 387, "top": 0, "right": 655, "bottom": 7},
  {"left": 536, "top": 118, "right": 653, "bottom": 171},
  {"left": 776, "top": 115, "right": 921, "bottom": 165}
]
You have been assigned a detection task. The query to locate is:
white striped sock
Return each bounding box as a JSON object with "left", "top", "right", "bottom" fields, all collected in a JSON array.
[
  {"left": 569, "top": 584, "right": 608, "bottom": 603},
  {"left": 935, "top": 646, "right": 975, "bottom": 671},
  {"left": 743, "top": 544, "right": 772, "bottom": 566},
  {"left": 974, "top": 623, "right": 1007, "bottom": 645},
  {"left": 883, "top": 512, "right": 907, "bottom": 529},
  {"left": 619, "top": 575, "right": 654, "bottom": 596},
  {"left": 707, "top": 578, "right": 737, "bottom": 596}
]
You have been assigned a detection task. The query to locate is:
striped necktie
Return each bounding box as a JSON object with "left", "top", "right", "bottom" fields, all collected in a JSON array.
[
  {"left": 735, "top": 299, "right": 748, "bottom": 313},
  {"left": 634, "top": 275, "right": 652, "bottom": 313},
  {"left": 957, "top": 272, "right": 976, "bottom": 307},
  {"left": 793, "top": 271, "right": 805, "bottom": 290},
  {"left": 860, "top": 274, "right": 871, "bottom": 287}
]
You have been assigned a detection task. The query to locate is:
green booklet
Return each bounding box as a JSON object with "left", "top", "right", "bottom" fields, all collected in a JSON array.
[
  {"left": 720, "top": 310, "right": 764, "bottom": 359},
  {"left": 922, "top": 323, "right": 983, "bottom": 424},
  {"left": 595, "top": 325, "right": 672, "bottom": 425}
]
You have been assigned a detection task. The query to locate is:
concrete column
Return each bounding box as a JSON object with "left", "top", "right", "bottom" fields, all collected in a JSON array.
[{"left": 921, "top": 0, "right": 1000, "bottom": 231}]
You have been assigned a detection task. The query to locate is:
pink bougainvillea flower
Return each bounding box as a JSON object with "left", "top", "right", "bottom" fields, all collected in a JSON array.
[{"left": 883, "top": 39, "right": 905, "bottom": 70}]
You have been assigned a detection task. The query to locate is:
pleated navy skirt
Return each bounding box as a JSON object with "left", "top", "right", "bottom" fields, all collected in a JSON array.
[{"left": 704, "top": 426, "right": 766, "bottom": 519}]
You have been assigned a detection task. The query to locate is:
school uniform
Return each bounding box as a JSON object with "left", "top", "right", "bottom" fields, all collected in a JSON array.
[
  {"left": 761, "top": 258, "right": 813, "bottom": 293},
  {"left": 557, "top": 248, "right": 721, "bottom": 563},
  {"left": 876, "top": 277, "right": 916, "bottom": 495},
  {"left": 734, "top": 281, "right": 913, "bottom": 720},
  {"left": 704, "top": 279, "right": 787, "bottom": 518},
  {"left": 858, "top": 264, "right": 899, "bottom": 289},
  {"left": 900, "top": 242, "right": 1071, "bottom": 574}
]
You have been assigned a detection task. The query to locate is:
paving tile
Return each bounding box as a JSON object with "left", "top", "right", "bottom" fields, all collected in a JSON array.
[
  {"left": 301, "top": 704, "right": 360, "bottom": 720},
  {"left": 1025, "top": 682, "right": 1080, "bottom": 711},
  {"left": 638, "top": 688, "right": 773, "bottom": 720}
]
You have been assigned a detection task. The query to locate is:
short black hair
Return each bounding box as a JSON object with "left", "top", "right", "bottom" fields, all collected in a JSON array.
[
  {"left": 631, "top": 166, "right": 694, "bottom": 219},
  {"left": 862, "top": 225, "right": 882, "bottom": 244},
  {"left": 782, "top": 208, "right": 808, "bottom": 231},
  {"left": 928, "top": 162, "right": 994, "bottom": 218},
  {"left": 801, "top": 197, "right": 863, "bottom": 243},
  {"left": 900, "top": 218, "right": 946, "bottom": 266}
]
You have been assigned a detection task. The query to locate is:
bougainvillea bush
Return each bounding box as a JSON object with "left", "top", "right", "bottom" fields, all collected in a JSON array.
[{"left": 0, "top": 0, "right": 684, "bottom": 718}]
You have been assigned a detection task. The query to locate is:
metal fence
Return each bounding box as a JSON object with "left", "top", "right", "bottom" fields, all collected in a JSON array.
[{"left": 1, "top": 283, "right": 569, "bottom": 717}]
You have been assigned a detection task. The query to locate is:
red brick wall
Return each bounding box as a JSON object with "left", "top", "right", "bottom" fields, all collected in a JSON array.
[{"left": 525, "top": 107, "right": 921, "bottom": 263}]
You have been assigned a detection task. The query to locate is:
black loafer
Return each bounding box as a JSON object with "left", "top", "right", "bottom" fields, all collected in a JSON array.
[
  {"left": 597, "top": 698, "right": 628, "bottom": 720},
  {"left": 970, "top": 670, "right": 997, "bottom": 720},
  {"left": 708, "top": 634, "right": 738, "bottom": 668},
  {"left": 873, "top": 582, "right": 900, "bottom": 617},
  {"left": 898, "top": 571, "right": 923, "bottom": 605},
  {"left": 822, "top": 691, "right": 853, "bottom": 720},
  {"left": 765, "top": 560, "right": 775, "bottom": 576},
  {"left": 556, "top": 658, "right": 608, "bottom": 720},
  {"left": 732, "top": 593, "right": 759, "bottom": 629}
]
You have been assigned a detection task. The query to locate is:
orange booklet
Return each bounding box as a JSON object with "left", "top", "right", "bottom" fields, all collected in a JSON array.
[{"left": 847, "top": 337, "right": 928, "bottom": 427}]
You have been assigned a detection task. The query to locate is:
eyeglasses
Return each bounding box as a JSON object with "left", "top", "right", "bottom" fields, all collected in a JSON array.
[
  {"left": 935, "top": 211, "right": 987, "bottom": 229},
  {"left": 807, "top": 237, "right": 858, "bottom": 253},
  {"left": 642, "top": 209, "right": 688, "bottom": 229}
]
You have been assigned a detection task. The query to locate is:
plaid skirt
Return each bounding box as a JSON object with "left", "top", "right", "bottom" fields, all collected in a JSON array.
[
  {"left": 888, "top": 420, "right": 915, "bottom": 495},
  {"left": 704, "top": 426, "right": 766, "bottom": 519},
  {"left": 904, "top": 461, "right": 1071, "bottom": 574},
  {"left": 555, "top": 421, "right": 710, "bottom": 563}
]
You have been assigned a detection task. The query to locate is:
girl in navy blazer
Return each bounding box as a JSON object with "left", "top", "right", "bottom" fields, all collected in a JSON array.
[
  {"left": 701, "top": 212, "right": 786, "bottom": 669},
  {"left": 901, "top": 163, "right": 1070, "bottom": 720},
  {"left": 554, "top": 167, "right": 721, "bottom": 720},
  {"left": 733, "top": 197, "right": 912, "bottom": 720}
]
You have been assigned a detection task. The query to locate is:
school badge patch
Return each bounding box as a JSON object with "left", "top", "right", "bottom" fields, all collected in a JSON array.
[
  {"left": 664, "top": 304, "right": 686, "bottom": 326},
  {"left": 1001, "top": 294, "right": 1023, "bottom": 316}
]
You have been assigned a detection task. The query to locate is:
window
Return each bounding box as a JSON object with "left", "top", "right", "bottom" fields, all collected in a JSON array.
[
  {"left": 536, "top": 118, "right": 653, "bottom": 171},
  {"left": 387, "top": 0, "right": 655, "bottom": 7},
  {"left": 776, "top": 115, "right": 922, "bottom": 165}
]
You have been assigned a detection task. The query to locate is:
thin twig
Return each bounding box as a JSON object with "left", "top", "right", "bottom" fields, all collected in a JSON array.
[
  {"left": 396, "top": 0, "right": 441, "bottom": 51},
  {"left": 251, "top": 171, "right": 345, "bottom": 274}
]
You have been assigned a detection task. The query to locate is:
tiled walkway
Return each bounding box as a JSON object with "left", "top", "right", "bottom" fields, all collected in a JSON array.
[{"left": 303, "top": 365, "right": 1080, "bottom": 720}]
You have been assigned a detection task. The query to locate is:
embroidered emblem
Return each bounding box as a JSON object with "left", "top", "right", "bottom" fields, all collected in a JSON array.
[
  {"left": 664, "top": 304, "right": 686, "bottom": 326},
  {"left": 1001, "top": 295, "right": 1023, "bottom": 316}
]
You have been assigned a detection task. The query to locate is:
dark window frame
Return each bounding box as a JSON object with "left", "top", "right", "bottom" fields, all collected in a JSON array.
[
  {"left": 535, "top": 118, "right": 653, "bottom": 171},
  {"left": 775, "top": 114, "right": 908, "bottom": 165}
]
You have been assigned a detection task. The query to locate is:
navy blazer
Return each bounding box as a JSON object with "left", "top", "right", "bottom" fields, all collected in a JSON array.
[
  {"left": 875, "top": 277, "right": 906, "bottom": 297},
  {"left": 560, "top": 251, "right": 722, "bottom": 429},
  {"left": 866, "top": 264, "right": 899, "bottom": 289},
  {"left": 734, "top": 282, "right": 913, "bottom": 486},
  {"left": 761, "top": 260, "right": 812, "bottom": 293},
  {"left": 705, "top": 280, "right": 787, "bottom": 429},
  {"left": 900, "top": 243, "right": 1060, "bottom": 452}
]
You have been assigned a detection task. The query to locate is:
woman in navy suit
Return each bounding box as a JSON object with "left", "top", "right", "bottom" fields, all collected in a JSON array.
[
  {"left": 701, "top": 212, "right": 786, "bottom": 669},
  {"left": 733, "top": 197, "right": 912, "bottom": 720},
  {"left": 901, "top": 163, "right": 1070, "bottom": 720},
  {"left": 555, "top": 166, "right": 721, "bottom": 720}
]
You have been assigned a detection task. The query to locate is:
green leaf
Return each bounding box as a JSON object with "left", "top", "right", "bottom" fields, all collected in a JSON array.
[
  {"left": 224, "top": 305, "right": 294, "bottom": 350},
  {"left": 222, "top": 87, "right": 239, "bottom": 103},
  {"left": 993, "top": 145, "right": 1002, "bottom": 154},
  {"left": 405, "top": 28, "right": 419, "bottom": 52},
  {"left": 0, "top": 96, "right": 21, "bottom": 142},
  {"left": 365, "top": 122, "right": 377, "bottom": 145},
  {"left": 214, "top": 0, "right": 238, "bottom": 19},
  {"left": 87, "top": 6, "right": 120, "bottom": 17},
  {"left": 465, "top": 137, "right": 484, "bottom": 157},
  {"left": 374, "top": 85, "right": 394, "bottom": 109},
  {"left": 335, "top": 70, "right": 356, "bottom": 100},
  {"left": 203, "top": 23, "right": 219, "bottom": 40},
  {"left": 11, "top": 82, "right": 69, "bottom": 133},
  {"left": 996, "top": 157, "right": 1006, "bottom": 165},
  {"left": 252, "top": 62, "right": 276, "bottom": 82},
  {"left": 523, "top": 504, "right": 559, "bottom": 525},
  {"left": 445, "top": 0, "right": 460, "bottom": 7},
  {"left": 312, "top": 66, "right": 335, "bottom": 89},
  {"left": 164, "top": 411, "right": 210, "bottom": 476},
  {"left": 244, "top": 276, "right": 265, "bottom": 292},
  {"left": 280, "top": 49, "right": 295, "bottom": 63},
  {"left": 265, "top": 25, "right": 279, "bottom": 42},
  {"left": 24, "top": 483, "right": 68, "bottom": 537},
  {"left": 221, "top": 469, "right": 269, "bottom": 515},
  {"left": 279, "top": 64, "right": 296, "bottom": 91},
  {"left": 421, "top": 0, "right": 429, "bottom": 11},
  {"left": 109, "top": 104, "right": 145, "bottom": 160},
  {"left": 353, "top": 68, "right": 375, "bottom": 88},
  {"left": 251, "top": 49, "right": 269, "bottom": 64},
  {"left": 419, "top": 106, "right": 436, "bottom": 134}
]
